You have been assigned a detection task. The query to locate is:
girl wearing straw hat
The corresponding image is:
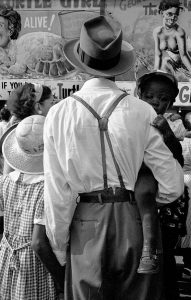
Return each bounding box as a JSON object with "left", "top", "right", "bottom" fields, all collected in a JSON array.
[
  {"left": 0, "top": 115, "right": 64, "bottom": 300},
  {"left": 2, "top": 82, "right": 56, "bottom": 175}
]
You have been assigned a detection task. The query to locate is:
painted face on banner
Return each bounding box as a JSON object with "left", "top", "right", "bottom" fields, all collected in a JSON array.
[
  {"left": 162, "top": 7, "right": 179, "bottom": 28},
  {"left": 0, "top": 16, "right": 11, "bottom": 47}
]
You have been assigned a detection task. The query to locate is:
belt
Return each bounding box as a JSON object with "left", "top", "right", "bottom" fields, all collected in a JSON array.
[{"left": 79, "top": 188, "right": 134, "bottom": 204}]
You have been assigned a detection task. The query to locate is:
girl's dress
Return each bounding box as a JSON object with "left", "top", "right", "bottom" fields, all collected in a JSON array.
[{"left": 0, "top": 171, "right": 59, "bottom": 300}]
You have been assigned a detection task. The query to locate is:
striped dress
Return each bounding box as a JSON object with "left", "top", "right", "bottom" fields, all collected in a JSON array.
[
  {"left": 0, "top": 171, "right": 59, "bottom": 300},
  {"left": 181, "top": 138, "right": 191, "bottom": 248}
]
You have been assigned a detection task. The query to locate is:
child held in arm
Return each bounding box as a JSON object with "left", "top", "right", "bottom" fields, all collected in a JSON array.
[{"left": 135, "top": 71, "right": 184, "bottom": 275}]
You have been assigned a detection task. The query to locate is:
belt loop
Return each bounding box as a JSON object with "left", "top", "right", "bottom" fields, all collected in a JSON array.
[
  {"left": 98, "top": 193, "right": 104, "bottom": 205},
  {"left": 129, "top": 191, "right": 135, "bottom": 205}
]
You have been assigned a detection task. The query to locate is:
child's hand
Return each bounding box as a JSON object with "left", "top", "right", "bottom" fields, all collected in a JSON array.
[
  {"left": 151, "top": 114, "right": 171, "bottom": 135},
  {"left": 166, "top": 113, "right": 182, "bottom": 122},
  {"left": 185, "top": 131, "right": 191, "bottom": 138}
]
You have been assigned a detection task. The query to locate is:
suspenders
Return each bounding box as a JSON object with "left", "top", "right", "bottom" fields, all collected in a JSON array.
[{"left": 71, "top": 93, "right": 127, "bottom": 192}]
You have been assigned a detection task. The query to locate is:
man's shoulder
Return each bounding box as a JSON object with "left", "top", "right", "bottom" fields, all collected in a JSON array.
[{"left": 127, "top": 94, "right": 154, "bottom": 112}]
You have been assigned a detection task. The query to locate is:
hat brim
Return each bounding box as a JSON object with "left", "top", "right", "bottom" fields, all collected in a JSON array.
[
  {"left": 0, "top": 123, "right": 18, "bottom": 156},
  {"left": 64, "top": 39, "right": 136, "bottom": 77},
  {"left": 2, "top": 129, "right": 43, "bottom": 174}
]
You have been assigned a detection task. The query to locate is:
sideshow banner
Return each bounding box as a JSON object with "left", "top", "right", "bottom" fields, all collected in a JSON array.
[
  {"left": 0, "top": 79, "right": 43, "bottom": 99},
  {"left": 107, "top": 0, "right": 191, "bottom": 82},
  {"left": 0, "top": 79, "right": 190, "bottom": 106},
  {"left": 0, "top": 0, "right": 101, "bottom": 81}
]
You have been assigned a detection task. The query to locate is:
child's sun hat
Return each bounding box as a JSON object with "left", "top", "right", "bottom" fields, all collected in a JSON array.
[{"left": 2, "top": 115, "right": 45, "bottom": 174}]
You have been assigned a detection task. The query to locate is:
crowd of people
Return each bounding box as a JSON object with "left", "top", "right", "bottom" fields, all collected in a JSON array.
[{"left": 0, "top": 13, "right": 190, "bottom": 300}]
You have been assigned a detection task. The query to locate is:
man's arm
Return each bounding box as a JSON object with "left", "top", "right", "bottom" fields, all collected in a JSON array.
[
  {"left": 31, "top": 224, "right": 65, "bottom": 291},
  {"left": 43, "top": 111, "right": 76, "bottom": 266}
]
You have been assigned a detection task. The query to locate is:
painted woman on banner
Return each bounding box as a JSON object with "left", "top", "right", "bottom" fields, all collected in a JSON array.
[{"left": 153, "top": 0, "right": 191, "bottom": 81}]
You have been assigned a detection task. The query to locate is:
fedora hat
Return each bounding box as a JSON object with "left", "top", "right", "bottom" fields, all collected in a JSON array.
[
  {"left": 63, "top": 15, "right": 136, "bottom": 77},
  {"left": 2, "top": 115, "right": 45, "bottom": 174}
]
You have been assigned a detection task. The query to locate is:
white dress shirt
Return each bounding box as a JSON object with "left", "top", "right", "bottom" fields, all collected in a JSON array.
[{"left": 43, "top": 78, "right": 184, "bottom": 265}]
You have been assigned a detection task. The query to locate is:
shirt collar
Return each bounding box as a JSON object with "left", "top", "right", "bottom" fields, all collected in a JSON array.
[
  {"left": 9, "top": 170, "right": 44, "bottom": 183},
  {"left": 81, "top": 78, "right": 119, "bottom": 91}
]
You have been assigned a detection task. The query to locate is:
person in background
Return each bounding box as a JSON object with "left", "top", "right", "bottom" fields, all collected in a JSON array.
[
  {"left": 0, "top": 115, "right": 63, "bottom": 300},
  {"left": 0, "top": 105, "right": 10, "bottom": 138},
  {"left": 0, "top": 5, "right": 21, "bottom": 74},
  {"left": 43, "top": 15, "right": 184, "bottom": 300},
  {"left": 3, "top": 82, "right": 55, "bottom": 175},
  {"left": 0, "top": 105, "right": 11, "bottom": 176},
  {"left": 136, "top": 71, "right": 187, "bottom": 300},
  {"left": 0, "top": 83, "right": 56, "bottom": 244},
  {"left": 180, "top": 112, "right": 191, "bottom": 281}
]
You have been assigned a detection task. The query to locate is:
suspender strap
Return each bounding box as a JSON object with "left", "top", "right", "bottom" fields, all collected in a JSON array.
[
  {"left": 105, "top": 130, "right": 125, "bottom": 188},
  {"left": 71, "top": 95, "right": 101, "bottom": 121},
  {"left": 71, "top": 93, "right": 127, "bottom": 190}
]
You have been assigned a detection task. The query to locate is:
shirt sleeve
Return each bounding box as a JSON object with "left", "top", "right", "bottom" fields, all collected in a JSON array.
[
  {"left": 167, "top": 119, "right": 186, "bottom": 141},
  {"left": 144, "top": 109, "right": 184, "bottom": 204},
  {"left": 43, "top": 113, "right": 76, "bottom": 266}
]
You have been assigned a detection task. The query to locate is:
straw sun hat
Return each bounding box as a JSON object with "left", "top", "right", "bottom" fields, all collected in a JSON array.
[
  {"left": 63, "top": 15, "right": 136, "bottom": 77},
  {"left": 3, "top": 115, "right": 45, "bottom": 174}
]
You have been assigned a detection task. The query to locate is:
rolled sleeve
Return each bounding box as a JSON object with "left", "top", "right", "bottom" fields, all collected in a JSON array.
[
  {"left": 43, "top": 114, "right": 74, "bottom": 265},
  {"left": 144, "top": 112, "right": 184, "bottom": 204}
]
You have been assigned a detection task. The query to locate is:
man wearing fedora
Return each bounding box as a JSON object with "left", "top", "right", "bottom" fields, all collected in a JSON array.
[{"left": 43, "top": 15, "right": 184, "bottom": 300}]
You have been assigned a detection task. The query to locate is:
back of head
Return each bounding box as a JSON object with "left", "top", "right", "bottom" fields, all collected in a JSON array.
[{"left": 7, "top": 83, "right": 51, "bottom": 120}]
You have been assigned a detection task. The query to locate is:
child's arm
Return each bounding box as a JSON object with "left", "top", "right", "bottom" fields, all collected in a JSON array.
[
  {"left": 151, "top": 114, "right": 184, "bottom": 167},
  {"left": 31, "top": 224, "right": 65, "bottom": 292}
]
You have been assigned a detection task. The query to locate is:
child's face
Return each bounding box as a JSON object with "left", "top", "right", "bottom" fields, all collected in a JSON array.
[{"left": 140, "top": 81, "right": 174, "bottom": 115}]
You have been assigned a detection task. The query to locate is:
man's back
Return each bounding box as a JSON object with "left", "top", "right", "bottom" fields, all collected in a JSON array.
[{"left": 44, "top": 78, "right": 183, "bottom": 200}]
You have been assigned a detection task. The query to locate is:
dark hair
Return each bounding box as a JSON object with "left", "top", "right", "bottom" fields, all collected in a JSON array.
[
  {"left": 138, "top": 75, "right": 178, "bottom": 107},
  {"left": 0, "top": 5, "right": 21, "bottom": 40},
  {"left": 7, "top": 83, "right": 52, "bottom": 120},
  {"left": 0, "top": 106, "right": 11, "bottom": 122},
  {"left": 158, "top": 0, "right": 183, "bottom": 14}
]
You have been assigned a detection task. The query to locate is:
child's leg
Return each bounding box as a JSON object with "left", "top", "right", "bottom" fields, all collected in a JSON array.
[{"left": 134, "top": 164, "right": 159, "bottom": 273}]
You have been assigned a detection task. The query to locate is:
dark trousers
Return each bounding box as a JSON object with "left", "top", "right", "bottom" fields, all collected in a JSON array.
[
  {"left": 65, "top": 200, "right": 163, "bottom": 300},
  {"left": 161, "top": 226, "right": 180, "bottom": 300}
]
